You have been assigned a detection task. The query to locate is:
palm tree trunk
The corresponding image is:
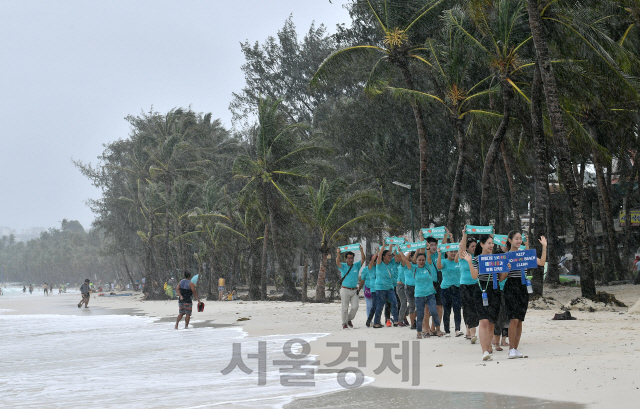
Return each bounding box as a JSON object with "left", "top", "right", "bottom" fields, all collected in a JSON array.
[
  {"left": 527, "top": 0, "right": 596, "bottom": 298},
  {"left": 588, "top": 124, "right": 619, "bottom": 282},
  {"left": 398, "top": 64, "right": 430, "bottom": 226},
  {"left": 302, "top": 260, "right": 309, "bottom": 302},
  {"left": 268, "top": 208, "right": 299, "bottom": 301},
  {"left": 480, "top": 82, "right": 513, "bottom": 225},
  {"left": 249, "top": 244, "right": 261, "bottom": 300},
  {"left": 623, "top": 152, "right": 640, "bottom": 279},
  {"left": 315, "top": 249, "right": 330, "bottom": 301},
  {"left": 531, "top": 59, "right": 548, "bottom": 293},
  {"left": 260, "top": 223, "right": 269, "bottom": 300},
  {"left": 501, "top": 141, "right": 521, "bottom": 231},
  {"left": 446, "top": 118, "right": 467, "bottom": 232},
  {"left": 494, "top": 159, "right": 506, "bottom": 234},
  {"left": 122, "top": 252, "right": 135, "bottom": 287}
]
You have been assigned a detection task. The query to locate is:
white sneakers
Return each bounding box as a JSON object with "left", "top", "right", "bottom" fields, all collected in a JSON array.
[
  {"left": 482, "top": 351, "right": 492, "bottom": 361},
  {"left": 470, "top": 335, "right": 477, "bottom": 344},
  {"left": 508, "top": 348, "right": 523, "bottom": 359}
]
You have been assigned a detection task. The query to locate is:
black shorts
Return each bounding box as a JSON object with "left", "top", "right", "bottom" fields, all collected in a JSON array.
[
  {"left": 503, "top": 277, "right": 529, "bottom": 321},
  {"left": 473, "top": 282, "right": 501, "bottom": 324},
  {"left": 433, "top": 282, "right": 442, "bottom": 306}
]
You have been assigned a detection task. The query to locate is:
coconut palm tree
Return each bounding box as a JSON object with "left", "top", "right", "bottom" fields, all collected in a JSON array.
[
  {"left": 297, "top": 178, "right": 385, "bottom": 301},
  {"left": 312, "top": 0, "right": 446, "bottom": 226},
  {"left": 233, "top": 97, "right": 329, "bottom": 300}
]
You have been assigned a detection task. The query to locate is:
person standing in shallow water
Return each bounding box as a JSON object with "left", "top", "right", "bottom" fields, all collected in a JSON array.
[
  {"left": 336, "top": 245, "right": 364, "bottom": 329},
  {"left": 176, "top": 272, "right": 201, "bottom": 329},
  {"left": 78, "top": 279, "right": 91, "bottom": 308}
]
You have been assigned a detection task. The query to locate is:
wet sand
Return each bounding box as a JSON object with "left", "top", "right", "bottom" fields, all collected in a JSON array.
[{"left": 286, "top": 386, "right": 586, "bottom": 409}]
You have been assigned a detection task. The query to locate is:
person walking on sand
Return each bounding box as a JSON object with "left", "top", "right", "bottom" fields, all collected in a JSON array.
[
  {"left": 43, "top": 283, "right": 49, "bottom": 296},
  {"left": 218, "top": 276, "right": 225, "bottom": 301},
  {"left": 29, "top": 284, "right": 33, "bottom": 294},
  {"left": 176, "top": 272, "right": 201, "bottom": 329},
  {"left": 78, "top": 279, "right": 91, "bottom": 308},
  {"left": 336, "top": 245, "right": 364, "bottom": 329},
  {"left": 504, "top": 231, "right": 547, "bottom": 359}
]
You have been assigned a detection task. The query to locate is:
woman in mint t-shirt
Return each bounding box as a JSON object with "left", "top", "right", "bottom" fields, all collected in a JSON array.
[
  {"left": 399, "top": 248, "right": 443, "bottom": 338},
  {"left": 437, "top": 246, "right": 462, "bottom": 337},
  {"left": 458, "top": 229, "right": 479, "bottom": 343}
]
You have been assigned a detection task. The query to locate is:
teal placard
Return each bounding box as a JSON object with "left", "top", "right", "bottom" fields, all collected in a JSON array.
[
  {"left": 465, "top": 225, "right": 494, "bottom": 235},
  {"left": 438, "top": 242, "right": 460, "bottom": 252},
  {"left": 404, "top": 241, "right": 427, "bottom": 250},
  {"left": 385, "top": 237, "right": 405, "bottom": 244},
  {"left": 421, "top": 227, "right": 445, "bottom": 239},
  {"left": 338, "top": 243, "right": 361, "bottom": 253}
]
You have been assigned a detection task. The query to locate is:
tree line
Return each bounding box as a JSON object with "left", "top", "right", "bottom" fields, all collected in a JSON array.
[{"left": 3, "top": 0, "right": 640, "bottom": 299}]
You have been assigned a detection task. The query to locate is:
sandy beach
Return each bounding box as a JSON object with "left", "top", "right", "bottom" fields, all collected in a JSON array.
[{"left": 2, "top": 284, "right": 639, "bottom": 408}]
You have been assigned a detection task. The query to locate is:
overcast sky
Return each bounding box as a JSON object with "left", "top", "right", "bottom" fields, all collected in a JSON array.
[{"left": 0, "top": 0, "right": 351, "bottom": 232}]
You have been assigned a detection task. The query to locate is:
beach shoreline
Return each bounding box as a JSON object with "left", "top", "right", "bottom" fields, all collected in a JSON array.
[{"left": 2, "top": 283, "right": 638, "bottom": 408}]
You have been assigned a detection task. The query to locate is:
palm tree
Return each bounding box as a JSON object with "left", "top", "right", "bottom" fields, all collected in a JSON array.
[
  {"left": 233, "top": 97, "right": 329, "bottom": 300},
  {"left": 388, "top": 7, "right": 500, "bottom": 232},
  {"left": 527, "top": 0, "right": 597, "bottom": 298},
  {"left": 298, "top": 178, "right": 384, "bottom": 301},
  {"left": 446, "top": 0, "right": 533, "bottom": 225},
  {"left": 312, "top": 0, "right": 446, "bottom": 226}
]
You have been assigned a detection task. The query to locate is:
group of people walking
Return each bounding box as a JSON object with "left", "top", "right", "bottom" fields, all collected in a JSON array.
[{"left": 336, "top": 227, "right": 547, "bottom": 361}]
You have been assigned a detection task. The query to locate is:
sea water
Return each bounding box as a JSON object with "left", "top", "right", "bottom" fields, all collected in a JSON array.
[{"left": 0, "top": 307, "right": 350, "bottom": 408}]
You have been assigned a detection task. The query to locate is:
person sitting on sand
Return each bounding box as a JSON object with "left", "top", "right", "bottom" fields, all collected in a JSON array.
[
  {"left": 78, "top": 279, "right": 91, "bottom": 308},
  {"left": 176, "top": 272, "right": 201, "bottom": 329}
]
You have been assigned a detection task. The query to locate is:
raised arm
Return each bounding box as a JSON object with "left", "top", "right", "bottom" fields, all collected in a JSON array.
[
  {"left": 368, "top": 253, "right": 377, "bottom": 269},
  {"left": 359, "top": 244, "right": 365, "bottom": 264},
  {"left": 376, "top": 245, "right": 385, "bottom": 265},
  {"left": 458, "top": 226, "right": 468, "bottom": 260},
  {"left": 463, "top": 251, "right": 479, "bottom": 279},
  {"left": 436, "top": 247, "right": 443, "bottom": 270},
  {"left": 537, "top": 236, "right": 548, "bottom": 266},
  {"left": 398, "top": 251, "right": 413, "bottom": 269},
  {"left": 335, "top": 248, "right": 341, "bottom": 267}
]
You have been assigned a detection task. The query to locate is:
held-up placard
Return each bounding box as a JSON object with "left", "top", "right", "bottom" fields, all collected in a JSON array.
[
  {"left": 404, "top": 241, "right": 427, "bottom": 250},
  {"left": 385, "top": 237, "right": 405, "bottom": 244},
  {"left": 338, "top": 243, "right": 361, "bottom": 253},
  {"left": 421, "top": 226, "right": 446, "bottom": 239},
  {"left": 438, "top": 242, "right": 460, "bottom": 252},
  {"left": 478, "top": 253, "right": 508, "bottom": 289},
  {"left": 465, "top": 225, "right": 494, "bottom": 235},
  {"left": 508, "top": 249, "right": 538, "bottom": 284}
]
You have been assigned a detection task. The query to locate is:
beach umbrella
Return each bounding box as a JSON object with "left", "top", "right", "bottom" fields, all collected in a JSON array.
[{"left": 191, "top": 274, "right": 198, "bottom": 284}]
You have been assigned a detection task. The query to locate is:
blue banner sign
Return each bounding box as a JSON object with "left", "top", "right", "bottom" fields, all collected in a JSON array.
[{"left": 478, "top": 253, "right": 508, "bottom": 289}]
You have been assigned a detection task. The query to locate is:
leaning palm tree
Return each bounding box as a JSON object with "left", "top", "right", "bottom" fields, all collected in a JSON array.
[
  {"left": 312, "top": 0, "right": 445, "bottom": 226},
  {"left": 298, "top": 178, "right": 385, "bottom": 301},
  {"left": 233, "top": 97, "right": 329, "bottom": 300}
]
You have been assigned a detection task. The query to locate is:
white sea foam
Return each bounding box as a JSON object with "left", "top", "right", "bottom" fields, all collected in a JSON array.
[{"left": 0, "top": 313, "right": 356, "bottom": 408}]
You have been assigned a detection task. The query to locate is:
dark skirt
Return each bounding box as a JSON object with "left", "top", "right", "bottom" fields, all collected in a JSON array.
[
  {"left": 473, "top": 282, "right": 501, "bottom": 324},
  {"left": 503, "top": 277, "right": 529, "bottom": 321},
  {"left": 460, "top": 284, "right": 479, "bottom": 328}
]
